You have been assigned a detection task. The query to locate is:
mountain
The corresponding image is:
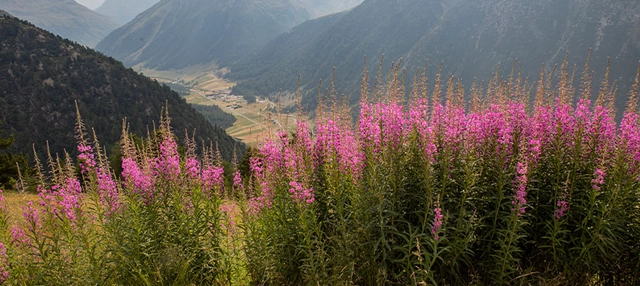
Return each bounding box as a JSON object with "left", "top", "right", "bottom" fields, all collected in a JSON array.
[
  {"left": 75, "top": 0, "right": 104, "bottom": 10},
  {"left": 95, "top": 0, "right": 160, "bottom": 25},
  {"left": 231, "top": 0, "right": 640, "bottom": 109},
  {"left": 298, "top": 0, "right": 362, "bottom": 17},
  {"left": 230, "top": 11, "right": 348, "bottom": 95},
  {"left": 0, "top": 14, "right": 244, "bottom": 160},
  {"left": 0, "top": 0, "right": 118, "bottom": 47},
  {"left": 95, "top": 0, "right": 313, "bottom": 70}
]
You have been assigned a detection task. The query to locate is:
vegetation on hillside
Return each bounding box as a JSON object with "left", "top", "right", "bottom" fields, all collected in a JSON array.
[
  {"left": 0, "top": 15, "right": 244, "bottom": 161},
  {"left": 191, "top": 104, "right": 237, "bottom": 130},
  {"left": 0, "top": 120, "right": 28, "bottom": 190}
]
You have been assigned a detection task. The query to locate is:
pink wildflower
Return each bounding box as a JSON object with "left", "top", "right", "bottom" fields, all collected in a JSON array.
[
  {"left": 22, "top": 202, "right": 41, "bottom": 232},
  {"left": 512, "top": 162, "right": 528, "bottom": 216},
  {"left": 122, "top": 157, "right": 155, "bottom": 201},
  {"left": 186, "top": 158, "right": 200, "bottom": 179},
  {"left": 233, "top": 171, "right": 244, "bottom": 192},
  {"left": 431, "top": 207, "right": 443, "bottom": 240},
  {"left": 202, "top": 165, "right": 225, "bottom": 196},
  {"left": 592, "top": 168, "right": 606, "bottom": 191},
  {"left": 0, "top": 243, "right": 9, "bottom": 283},
  {"left": 10, "top": 226, "right": 30, "bottom": 247},
  {"left": 288, "top": 181, "right": 314, "bottom": 204},
  {"left": 220, "top": 203, "right": 239, "bottom": 233},
  {"left": 554, "top": 200, "right": 569, "bottom": 219},
  {"left": 77, "top": 143, "right": 96, "bottom": 174},
  {"left": 96, "top": 169, "right": 120, "bottom": 215},
  {"left": 153, "top": 136, "right": 181, "bottom": 181}
]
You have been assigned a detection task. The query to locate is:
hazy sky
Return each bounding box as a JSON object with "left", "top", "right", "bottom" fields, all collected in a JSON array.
[{"left": 75, "top": 0, "right": 105, "bottom": 10}]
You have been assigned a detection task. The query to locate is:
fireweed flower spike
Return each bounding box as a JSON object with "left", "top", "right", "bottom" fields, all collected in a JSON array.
[
  {"left": 233, "top": 171, "right": 244, "bottom": 193},
  {"left": 122, "top": 157, "right": 155, "bottom": 202},
  {"left": 96, "top": 169, "right": 120, "bottom": 215},
  {"left": 0, "top": 243, "right": 8, "bottom": 283},
  {"left": 10, "top": 226, "right": 30, "bottom": 247},
  {"left": 77, "top": 143, "right": 96, "bottom": 174},
  {"left": 512, "top": 162, "right": 528, "bottom": 216},
  {"left": 202, "top": 164, "right": 225, "bottom": 196},
  {"left": 592, "top": 168, "right": 606, "bottom": 191},
  {"left": 431, "top": 205, "right": 443, "bottom": 241},
  {"left": 288, "top": 181, "right": 314, "bottom": 204},
  {"left": 554, "top": 200, "right": 569, "bottom": 219}
]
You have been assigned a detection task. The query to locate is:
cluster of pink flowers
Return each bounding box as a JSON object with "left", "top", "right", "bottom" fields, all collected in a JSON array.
[
  {"left": 77, "top": 143, "right": 96, "bottom": 174},
  {"left": 233, "top": 171, "right": 244, "bottom": 192},
  {"left": 38, "top": 177, "right": 83, "bottom": 223},
  {"left": 22, "top": 201, "right": 41, "bottom": 233},
  {"left": 153, "top": 136, "right": 181, "bottom": 181},
  {"left": 121, "top": 134, "right": 232, "bottom": 203},
  {"left": 185, "top": 157, "right": 201, "bottom": 181},
  {"left": 122, "top": 157, "right": 155, "bottom": 202},
  {"left": 554, "top": 200, "right": 569, "bottom": 220},
  {"left": 511, "top": 162, "right": 528, "bottom": 216},
  {"left": 288, "top": 181, "right": 314, "bottom": 204},
  {"left": 245, "top": 88, "right": 640, "bottom": 229},
  {"left": 202, "top": 165, "right": 225, "bottom": 196},
  {"left": 0, "top": 243, "right": 8, "bottom": 284},
  {"left": 96, "top": 168, "right": 120, "bottom": 215},
  {"left": 315, "top": 119, "right": 362, "bottom": 179},
  {"left": 591, "top": 168, "right": 606, "bottom": 191},
  {"left": 431, "top": 207, "right": 443, "bottom": 240},
  {"left": 10, "top": 226, "right": 30, "bottom": 247}
]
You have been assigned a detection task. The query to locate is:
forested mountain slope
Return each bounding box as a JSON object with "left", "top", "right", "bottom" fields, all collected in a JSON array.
[{"left": 0, "top": 14, "right": 244, "bottom": 159}]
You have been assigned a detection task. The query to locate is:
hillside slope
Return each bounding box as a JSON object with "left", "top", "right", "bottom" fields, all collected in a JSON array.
[
  {"left": 95, "top": 0, "right": 160, "bottom": 25},
  {"left": 232, "top": 0, "right": 640, "bottom": 108},
  {"left": 95, "top": 0, "right": 312, "bottom": 70},
  {"left": 0, "top": 0, "right": 118, "bottom": 47},
  {"left": 0, "top": 14, "right": 243, "bottom": 159}
]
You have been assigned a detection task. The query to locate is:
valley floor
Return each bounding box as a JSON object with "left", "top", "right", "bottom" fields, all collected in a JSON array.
[{"left": 135, "top": 65, "right": 300, "bottom": 147}]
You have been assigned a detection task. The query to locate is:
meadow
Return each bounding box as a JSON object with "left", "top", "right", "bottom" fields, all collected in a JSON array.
[{"left": 1, "top": 59, "right": 640, "bottom": 285}]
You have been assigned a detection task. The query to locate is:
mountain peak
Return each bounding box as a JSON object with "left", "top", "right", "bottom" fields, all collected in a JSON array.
[
  {"left": 0, "top": 0, "right": 118, "bottom": 47},
  {"left": 95, "top": 0, "right": 159, "bottom": 25},
  {"left": 96, "top": 0, "right": 313, "bottom": 69}
]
